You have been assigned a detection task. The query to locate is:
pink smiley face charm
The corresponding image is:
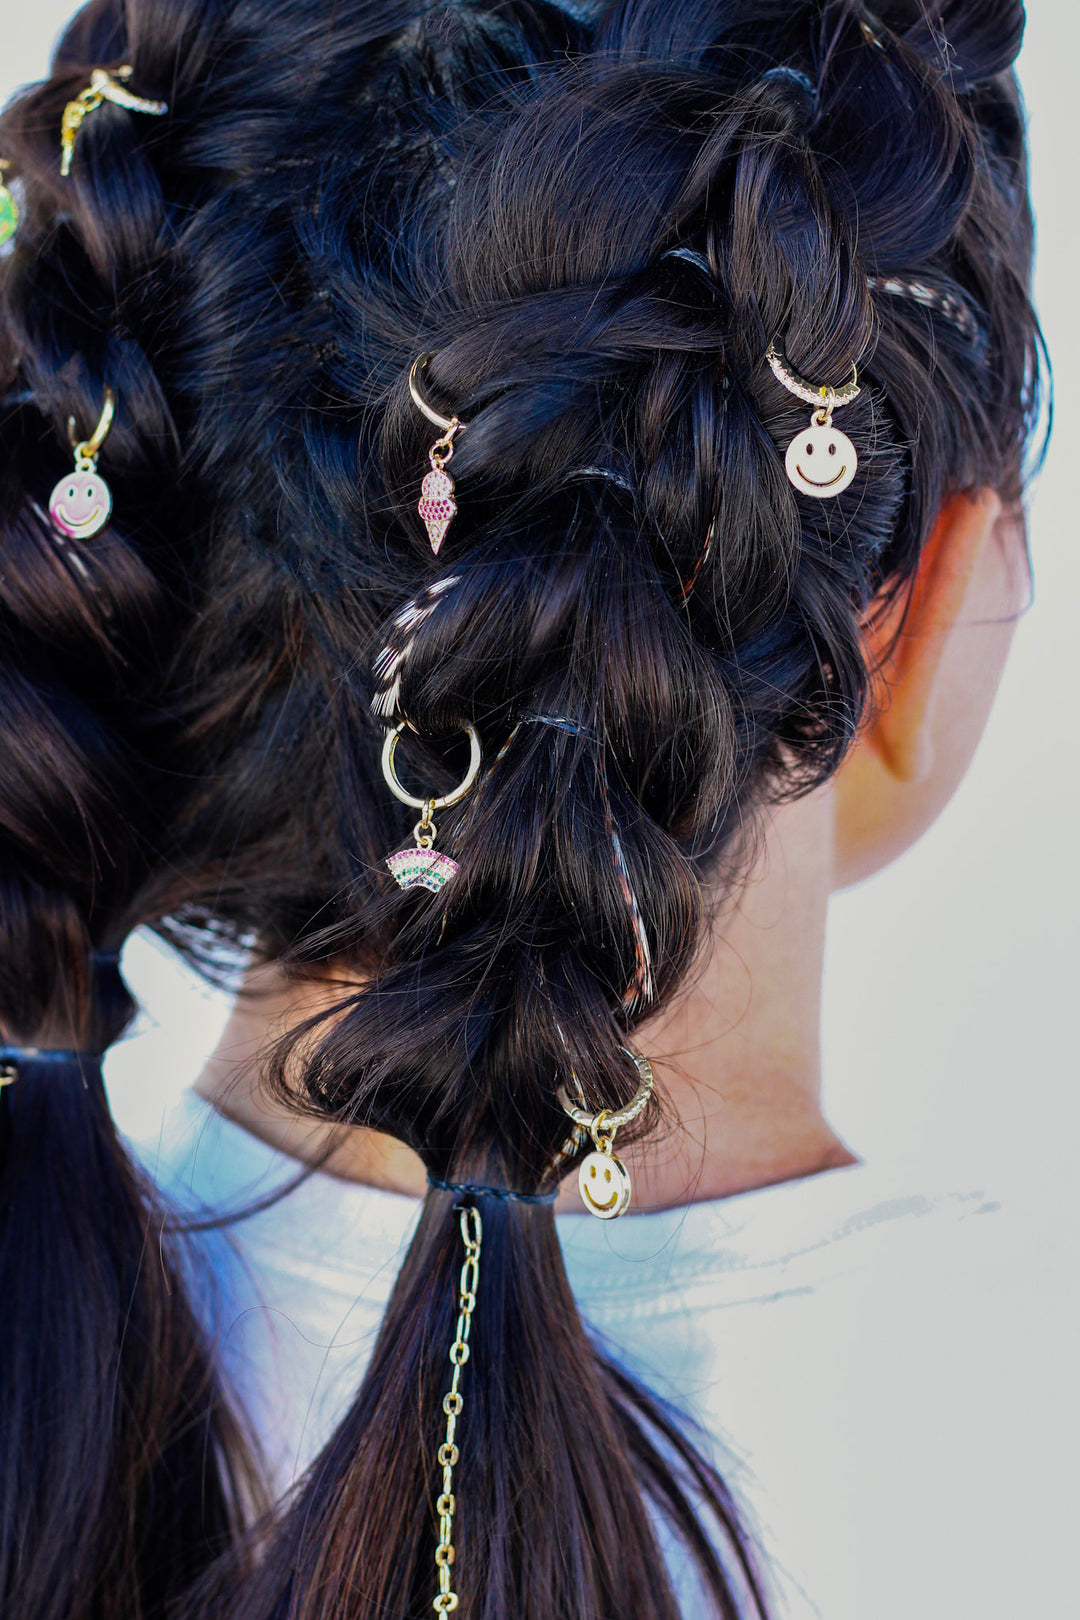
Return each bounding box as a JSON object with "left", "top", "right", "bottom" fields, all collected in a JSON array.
[{"left": 49, "top": 469, "right": 113, "bottom": 539}]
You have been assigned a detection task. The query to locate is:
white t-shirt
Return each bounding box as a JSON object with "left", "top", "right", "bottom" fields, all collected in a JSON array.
[{"left": 136, "top": 1092, "right": 1075, "bottom": 1620}]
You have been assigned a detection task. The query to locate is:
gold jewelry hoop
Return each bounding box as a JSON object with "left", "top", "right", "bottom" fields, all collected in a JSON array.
[
  {"left": 409, "top": 352, "right": 468, "bottom": 435},
  {"left": 766, "top": 340, "right": 860, "bottom": 409},
  {"left": 556, "top": 1049, "right": 654, "bottom": 1139},
  {"left": 381, "top": 721, "right": 482, "bottom": 813},
  {"left": 67, "top": 387, "right": 116, "bottom": 468},
  {"left": 60, "top": 68, "right": 168, "bottom": 178}
]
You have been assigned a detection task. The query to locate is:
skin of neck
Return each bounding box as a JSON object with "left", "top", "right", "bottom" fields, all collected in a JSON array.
[
  {"left": 195, "top": 784, "right": 849, "bottom": 1212},
  {"left": 195, "top": 488, "right": 1024, "bottom": 1210}
]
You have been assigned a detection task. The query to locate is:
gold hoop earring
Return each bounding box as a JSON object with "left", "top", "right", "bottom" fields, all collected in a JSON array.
[
  {"left": 766, "top": 339, "right": 861, "bottom": 499},
  {"left": 49, "top": 387, "right": 116, "bottom": 540},
  {"left": 409, "top": 353, "right": 468, "bottom": 554},
  {"left": 381, "top": 721, "right": 482, "bottom": 891}
]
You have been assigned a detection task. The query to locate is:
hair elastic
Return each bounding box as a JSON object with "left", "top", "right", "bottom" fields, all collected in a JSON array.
[
  {"left": 868, "top": 275, "right": 979, "bottom": 342},
  {"left": 564, "top": 465, "right": 635, "bottom": 496},
  {"left": 428, "top": 1177, "right": 558, "bottom": 1205},
  {"left": 519, "top": 711, "right": 588, "bottom": 736},
  {"left": 0, "top": 1046, "right": 101, "bottom": 1086}
]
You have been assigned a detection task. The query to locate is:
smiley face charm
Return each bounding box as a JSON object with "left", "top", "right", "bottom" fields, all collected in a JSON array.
[
  {"left": 49, "top": 387, "right": 117, "bottom": 541},
  {"left": 49, "top": 468, "right": 113, "bottom": 538},
  {"left": 784, "top": 422, "right": 857, "bottom": 499},
  {"left": 577, "top": 1148, "right": 633, "bottom": 1220},
  {"left": 766, "top": 340, "right": 861, "bottom": 503}
]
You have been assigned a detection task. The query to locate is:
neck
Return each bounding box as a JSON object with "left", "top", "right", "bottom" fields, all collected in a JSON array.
[{"left": 194, "top": 784, "right": 857, "bottom": 1211}]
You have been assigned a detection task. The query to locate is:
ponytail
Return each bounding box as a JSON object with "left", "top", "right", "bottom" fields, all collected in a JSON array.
[
  {"left": 215, "top": 2, "right": 1038, "bottom": 1615},
  {"left": 0, "top": 7, "right": 269, "bottom": 1613},
  {"left": 0, "top": 1039, "right": 252, "bottom": 1619},
  {"left": 230, "top": 1188, "right": 766, "bottom": 1620}
]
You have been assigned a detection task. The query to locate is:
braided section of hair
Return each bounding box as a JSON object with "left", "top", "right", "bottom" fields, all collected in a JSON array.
[
  {"left": 126, "top": 3, "right": 1035, "bottom": 1618},
  {"left": 0, "top": 1, "right": 306, "bottom": 1610}
]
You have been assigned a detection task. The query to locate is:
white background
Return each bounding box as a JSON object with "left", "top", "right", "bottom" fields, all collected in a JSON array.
[{"left": 1, "top": 2, "right": 1077, "bottom": 1208}]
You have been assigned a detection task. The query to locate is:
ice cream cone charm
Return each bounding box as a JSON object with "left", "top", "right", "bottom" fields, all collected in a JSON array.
[
  {"left": 418, "top": 442, "right": 459, "bottom": 554},
  {"left": 409, "top": 353, "right": 467, "bottom": 555}
]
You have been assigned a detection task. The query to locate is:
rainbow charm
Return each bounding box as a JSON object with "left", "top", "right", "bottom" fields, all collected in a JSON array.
[
  {"left": 380, "top": 722, "right": 482, "bottom": 897},
  {"left": 386, "top": 846, "right": 460, "bottom": 892}
]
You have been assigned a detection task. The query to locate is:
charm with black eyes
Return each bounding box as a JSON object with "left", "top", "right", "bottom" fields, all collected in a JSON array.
[
  {"left": 577, "top": 1145, "right": 633, "bottom": 1219},
  {"left": 48, "top": 387, "right": 116, "bottom": 540},
  {"left": 555, "top": 1050, "right": 654, "bottom": 1220},
  {"left": 766, "top": 340, "right": 861, "bottom": 500}
]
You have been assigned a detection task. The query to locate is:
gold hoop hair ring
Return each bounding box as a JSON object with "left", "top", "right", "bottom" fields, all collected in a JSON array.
[
  {"left": 49, "top": 386, "right": 116, "bottom": 540},
  {"left": 60, "top": 68, "right": 168, "bottom": 178},
  {"left": 766, "top": 339, "right": 861, "bottom": 500},
  {"left": 382, "top": 721, "right": 482, "bottom": 892},
  {"left": 409, "top": 353, "right": 468, "bottom": 555},
  {"left": 556, "top": 1050, "right": 654, "bottom": 1219}
]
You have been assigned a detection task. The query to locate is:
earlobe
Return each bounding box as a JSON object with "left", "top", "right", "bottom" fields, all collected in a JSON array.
[{"left": 833, "top": 488, "right": 1011, "bottom": 887}]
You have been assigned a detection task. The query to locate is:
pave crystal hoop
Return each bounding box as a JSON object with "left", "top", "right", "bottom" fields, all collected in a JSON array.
[
  {"left": 766, "top": 339, "right": 862, "bottom": 499},
  {"left": 60, "top": 67, "right": 168, "bottom": 178},
  {"left": 381, "top": 722, "right": 482, "bottom": 892},
  {"left": 409, "top": 354, "right": 468, "bottom": 555}
]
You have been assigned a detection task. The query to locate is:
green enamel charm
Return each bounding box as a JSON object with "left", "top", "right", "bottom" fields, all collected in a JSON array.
[{"left": 0, "top": 178, "right": 17, "bottom": 248}]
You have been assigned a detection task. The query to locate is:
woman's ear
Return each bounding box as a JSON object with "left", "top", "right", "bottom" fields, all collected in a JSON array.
[{"left": 833, "top": 488, "right": 1027, "bottom": 888}]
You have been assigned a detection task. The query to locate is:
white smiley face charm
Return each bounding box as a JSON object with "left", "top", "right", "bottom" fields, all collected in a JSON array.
[
  {"left": 784, "top": 423, "right": 857, "bottom": 499},
  {"left": 48, "top": 470, "right": 113, "bottom": 539},
  {"left": 577, "top": 1149, "right": 633, "bottom": 1220}
]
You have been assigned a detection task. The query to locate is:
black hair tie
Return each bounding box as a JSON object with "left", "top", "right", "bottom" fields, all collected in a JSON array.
[
  {"left": 427, "top": 1176, "right": 558, "bottom": 1206},
  {"left": 0, "top": 1046, "right": 102, "bottom": 1085}
]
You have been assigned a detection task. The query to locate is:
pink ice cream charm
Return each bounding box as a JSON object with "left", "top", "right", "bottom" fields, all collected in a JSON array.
[{"left": 418, "top": 466, "right": 457, "bottom": 554}]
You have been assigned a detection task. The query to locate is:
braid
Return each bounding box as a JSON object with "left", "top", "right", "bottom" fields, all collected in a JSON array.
[
  {"left": 0, "top": 4, "right": 291, "bottom": 1613},
  {"left": 171, "top": 3, "right": 1035, "bottom": 1619}
]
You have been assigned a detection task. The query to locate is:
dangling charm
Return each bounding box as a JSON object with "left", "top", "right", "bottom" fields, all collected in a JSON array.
[
  {"left": 0, "top": 161, "right": 19, "bottom": 249},
  {"left": 766, "top": 340, "right": 861, "bottom": 499},
  {"left": 409, "top": 353, "right": 467, "bottom": 554},
  {"left": 48, "top": 387, "right": 116, "bottom": 540},
  {"left": 556, "top": 1051, "right": 654, "bottom": 1220},
  {"left": 386, "top": 798, "right": 461, "bottom": 893},
  {"left": 381, "top": 720, "right": 482, "bottom": 892}
]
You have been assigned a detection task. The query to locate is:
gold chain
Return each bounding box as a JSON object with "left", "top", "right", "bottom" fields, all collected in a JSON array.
[{"left": 433, "top": 1204, "right": 483, "bottom": 1615}]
